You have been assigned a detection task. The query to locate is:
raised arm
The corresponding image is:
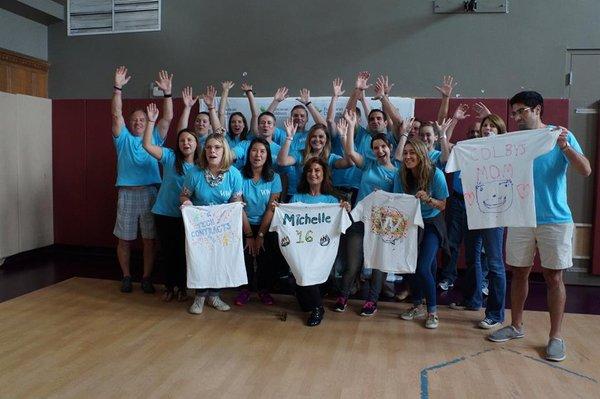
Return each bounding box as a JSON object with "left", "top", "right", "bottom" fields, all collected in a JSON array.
[
  {"left": 241, "top": 83, "right": 258, "bottom": 135},
  {"left": 111, "top": 66, "right": 130, "bottom": 137},
  {"left": 473, "top": 102, "right": 492, "bottom": 120},
  {"left": 267, "top": 86, "right": 288, "bottom": 113},
  {"left": 143, "top": 103, "right": 164, "bottom": 160},
  {"left": 345, "top": 71, "right": 371, "bottom": 113},
  {"left": 341, "top": 110, "right": 363, "bottom": 168},
  {"left": 177, "top": 86, "right": 199, "bottom": 132},
  {"left": 437, "top": 118, "right": 455, "bottom": 164},
  {"left": 327, "top": 78, "right": 344, "bottom": 137},
  {"left": 298, "top": 88, "right": 326, "bottom": 125},
  {"left": 219, "top": 81, "right": 234, "bottom": 126},
  {"left": 434, "top": 75, "right": 456, "bottom": 124},
  {"left": 357, "top": 87, "right": 371, "bottom": 120},
  {"left": 277, "top": 119, "right": 299, "bottom": 167},
  {"left": 394, "top": 117, "right": 414, "bottom": 162},
  {"left": 202, "top": 85, "right": 223, "bottom": 132},
  {"left": 154, "top": 70, "right": 173, "bottom": 139},
  {"left": 375, "top": 75, "right": 403, "bottom": 134},
  {"left": 447, "top": 103, "right": 469, "bottom": 142}
]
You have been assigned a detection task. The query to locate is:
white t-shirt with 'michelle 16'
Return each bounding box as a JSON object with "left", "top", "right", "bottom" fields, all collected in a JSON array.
[
  {"left": 270, "top": 203, "right": 351, "bottom": 286},
  {"left": 351, "top": 191, "right": 423, "bottom": 274},
  {"left": 445, "top": 127, "right": 560, "bottom": 230}
]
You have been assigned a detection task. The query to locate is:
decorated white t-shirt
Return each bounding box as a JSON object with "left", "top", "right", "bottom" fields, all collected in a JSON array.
[
  {"left": 351, "top": 191, "right": 423, "bottom": 274},
  {"left": 270, "top": 203, "right": 351, "bottom": 286},
  {"left": 445, "top": 127, "right": 560, "bottom": 229},
  {"left": 182, "top": 202, "right": 247, "bottom": 289}
]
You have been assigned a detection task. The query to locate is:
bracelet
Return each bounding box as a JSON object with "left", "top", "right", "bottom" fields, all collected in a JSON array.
[
  {"left": 208, "top": 106, "right": 215, "bottom": 110},
  {"left": 149, "top": 119, "right": 157, "bottom": 123},
  {"left": 401, "top": 133, "right": 409, "bottom": 138},
  {"left": 244, "top": 232, "right": 253, "bottom": 238},
  {"left": 305, "top": 101, "right": 312, "bottom": 107},
  {"left": 163, "top": 93, "right": 172, "bottom": 98},
  {"left": 244, "top": 89, "right": 253, "bottom": 94},
  {"left": 113, "top": 86, "right": 122, "bottom": 91}
]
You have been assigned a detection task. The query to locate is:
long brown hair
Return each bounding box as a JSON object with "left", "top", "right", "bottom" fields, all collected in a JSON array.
[
  {"left": 175, "top": 128, "right": 200, "bottom": 175},
  {"left": 297, "top": 157, "right": 343, "bottom": 200},
  {"left": 301, "top": 123, "right": 331, "bottom": 165},
  {"left": 400, "top": 138, "right": 434, "bottom": 194},
  {"left": 480, "top": 114, "right": 507, "bottom": 134}
]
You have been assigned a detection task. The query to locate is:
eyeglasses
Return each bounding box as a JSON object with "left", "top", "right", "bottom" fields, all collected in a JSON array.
[{"left": 510, "top": 107, "right": 531, "bottom": 119}]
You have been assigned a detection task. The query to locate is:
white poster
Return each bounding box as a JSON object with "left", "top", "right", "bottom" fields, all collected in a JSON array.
[{"left": 182, "top": 202, "right": 247, "bottom": 289}]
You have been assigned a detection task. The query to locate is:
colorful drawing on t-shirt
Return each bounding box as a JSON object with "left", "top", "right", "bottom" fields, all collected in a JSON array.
[
  {"left": 475, "top": 178, "right": 514, "bottom": 213},
  {"left": 319, "top": 234, "right": 330, "bottom": 246},
  {"left": 186, "top": 207, "right": 235, "bottom": 247},
  {"left": 370, "top": 206, "right": 409, "bottom": 244},
  {"left": 281, "top": 236, "right": 290, "bottom": 247}
]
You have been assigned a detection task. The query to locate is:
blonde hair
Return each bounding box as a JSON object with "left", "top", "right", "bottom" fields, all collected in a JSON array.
[
  {"left": 301, "top": 124, "right": 331, "bottom": 165},
  {"left": 400, "top": 138, "right": 434, "bottom": 194},
  {"left": 198, "top": 133, "right": 234, "bottom": 172}
]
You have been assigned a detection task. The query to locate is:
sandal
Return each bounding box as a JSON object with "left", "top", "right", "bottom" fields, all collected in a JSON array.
[{"left": 162, "top": 289, "right": 174, "bottom": 302}]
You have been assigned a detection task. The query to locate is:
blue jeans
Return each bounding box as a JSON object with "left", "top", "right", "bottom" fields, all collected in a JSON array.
[
  {"left": 440, "top": 194, "right": 467, "bottom": 284},
  {"left": 463, "top": 227, "right": 506, "bottom": 323},
  {"left": 410, "top": 224, "right": 440, "bottom": 313}
]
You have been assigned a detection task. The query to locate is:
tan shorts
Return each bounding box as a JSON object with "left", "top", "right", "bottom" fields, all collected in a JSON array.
[{"left": 506, "top": 223, "right": 574, "bottom": 270}]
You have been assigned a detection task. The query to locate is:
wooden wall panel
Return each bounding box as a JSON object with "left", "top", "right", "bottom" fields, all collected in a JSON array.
[
  {"left": 52, "top": 100, "right": 86, "bottom": 246},
  {"left": 16, "top": 95, "right": 53, "bottom": 252},
  {"left": 0, "top": 48, "right": 49, "bottom": 98},
  {"left": 0, "top": 92, "right": 21, "bottom": 258}
]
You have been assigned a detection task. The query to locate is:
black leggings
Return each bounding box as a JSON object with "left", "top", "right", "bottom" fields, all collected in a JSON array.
[
  {"left": 243, "top": 224, "right": 279, "bottom": 292},
  {"left": 154, "top": 214, "right": 187, "bottom": 291}
]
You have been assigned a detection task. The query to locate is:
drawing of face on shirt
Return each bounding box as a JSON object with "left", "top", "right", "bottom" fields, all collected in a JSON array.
[
  {"left": 370, "top": 206, "right": 409, "bottom": 244},
  {"left": 475, "top": 179, "right": 513, "bottom": 213}
]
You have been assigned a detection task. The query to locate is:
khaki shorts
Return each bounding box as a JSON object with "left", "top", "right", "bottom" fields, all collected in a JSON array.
[{"left": 506, "top": 223, "right": 574, "bottom": 270}]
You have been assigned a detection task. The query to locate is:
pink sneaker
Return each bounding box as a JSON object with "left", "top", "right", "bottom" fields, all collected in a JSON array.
[
  {"left": 258, "top": 291, "right": 275, "bottom": 305},
  {"left": 234, "top": 289, "right": 251, "bottom": 306}
]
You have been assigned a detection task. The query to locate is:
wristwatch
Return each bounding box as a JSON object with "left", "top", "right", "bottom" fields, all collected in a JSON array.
[
  {"left": 257, "top": 232, "right": 265, "bottom": 238},
  {"left": 561, "top": 142, "right": 570, "bottom": 151}
]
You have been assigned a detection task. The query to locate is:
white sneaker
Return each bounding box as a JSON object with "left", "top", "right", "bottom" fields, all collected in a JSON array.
[
  {"left": 478, "top": 318, "right": 501, "bottom": 329},
  {"left": 188, "top": 296, "right": 205, "bottom": 314},
  {"left": 208, "top": 296, "right": 231, "bottom": 311},
  {"left": 425, "top": 313, "right": 439, "bottom": 329}
]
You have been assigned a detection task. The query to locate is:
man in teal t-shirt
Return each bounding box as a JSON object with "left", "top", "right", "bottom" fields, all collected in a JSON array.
[
  {"left": 111, "top": 66, "right": 173, "bottom": 294},
  {"left": 488, "top": 91, "right": 591, "bottom": 363}
]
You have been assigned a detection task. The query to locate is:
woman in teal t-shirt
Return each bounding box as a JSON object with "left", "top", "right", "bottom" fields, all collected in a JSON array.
[
  {"left": 143, "top": 103, "right": 199, "bottom": 302},
  {"left": 181, "top": 134, "right": 243, "bottom": 315},
  {"left": 235, "top": 138, "right": 283, "bottom": 307}
]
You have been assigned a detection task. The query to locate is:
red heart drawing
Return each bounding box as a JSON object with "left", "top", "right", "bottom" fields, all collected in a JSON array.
[
  {"left": 464, "top": 192, "right": 475, "bottom": 206},
  {"left": 517, "top": 183, "right": 530, "bottom": 199}
]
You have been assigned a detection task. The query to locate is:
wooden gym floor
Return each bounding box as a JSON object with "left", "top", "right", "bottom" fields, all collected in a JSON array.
[{"left": 0, "top": 278, "right": 599, "bottom": 398}]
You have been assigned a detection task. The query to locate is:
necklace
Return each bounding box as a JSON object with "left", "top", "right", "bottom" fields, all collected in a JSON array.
[{"left": 204, "top": 169, "right": 224, "bottom": 187}]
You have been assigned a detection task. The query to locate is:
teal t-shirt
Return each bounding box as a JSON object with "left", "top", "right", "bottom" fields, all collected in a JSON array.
[
  {"left": 393, "top": 167, "right": 449, "bottom": 219},
  {"left": 152, "top": 148, "right": 195, "bottom": 217},
  {"left": 533, "top": 129, "right": 583, "bottom": 224},
  {"left": 242, "top": 173, "right": 283, "bottom": 225},
  {"left": 182, "top": 166, "right": 243, "bottom": 205},
  {"left": 290, "top": 193, "right": 339, "bottom": 204},
  {"left": 113, "top": 124, "right": 165, "bottom": 186},
  {"left": 357, "top": 159, "right": 399, "bottom": 202},
  {"left": 233, "top": 140, "right": 282, "bottom": 170}
]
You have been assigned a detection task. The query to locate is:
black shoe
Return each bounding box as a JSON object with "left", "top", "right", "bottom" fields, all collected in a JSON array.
[
  {"left": 120, "top": 276, "right": 132, "bottom": 293},
  {"left": 141, "top": 278, "right": 156, "bottom": 294},
  {"left": 307, "top": 307, "right": 325, "bottom": 327}
]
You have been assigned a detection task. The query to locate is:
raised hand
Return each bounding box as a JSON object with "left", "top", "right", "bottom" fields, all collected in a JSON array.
[
  {"left": 283, "top": 118, "right": 298, "bottom": 139},
  {"left": 355, "top": 71, "right": 371, "bottom": 90},
  {"left": 182, "top": 86, "right": 199, "bottom": 108},
  {"left": 343, "top": 109, "right": 358, "bottom": 125},
  {"left": 556, "top": 126, "right": 569, "bottom": 149},
  {"left": 274, "top": 86, "right": 289, "bottom": 102},
  {"left": 155, "top": 70, "right": 173, "bottom": 94},
  {"left": 298, "top": 88, "right": 311, "bottom": 105},
  {"left": 221, "top": 80, "right": 235, "bottom": 92},
  {"left": 401, "top": 117, "right": 416, "bottom": 136},
  {"left": 453, "top": 103, "right": 470, "bottom": 120},
  {"left": 332, "top": 78, "right": 345, "bottom": 97},
  {"left": 202, "top": 85, "right": 217, "bottom": 108},
  {"left": 473, "top": 102, "right": 491, "bottom": 119},
  {"left": 146, "top": 103, "right": 159, "bottom": 122},
  {"left": 336, "top": 118, "right": 349, "bottom": 138},
  {"left": 240, "top": 82, "right": 253, "bottom": 92},
  {"left": 434, "top": 118, "right": 452, "bottom": 137},
  {"left": 377, "top": 75, "right": 394, "bottom": 95},
  {"left": 114, "top": 66, "right": 131, "bottom": 88},
  {"left": 373, "top": 80, "right": 385, "bottom": 99},
  {"left": 434, "top": 75, "right": 456, "bottom": 98}
]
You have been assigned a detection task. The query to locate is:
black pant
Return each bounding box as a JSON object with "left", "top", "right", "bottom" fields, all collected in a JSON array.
[
  {"left": 295, "top": 284, "right": 323, "bottom": 311},
  {"left": 154, "top": 214, "right": 186, "bottom": 291},
  {"left": 243, "top": 224, "right": 278, "bottom": 292}
]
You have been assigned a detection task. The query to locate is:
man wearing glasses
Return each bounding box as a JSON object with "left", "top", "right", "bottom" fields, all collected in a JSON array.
[{"left": 488, "top": 91, "right": 591, "bottom": 362}]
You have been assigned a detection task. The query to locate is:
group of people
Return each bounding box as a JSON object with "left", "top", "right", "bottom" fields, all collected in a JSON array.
[{"left": 111, "top": 67, "right": 590, "bottom": 362}]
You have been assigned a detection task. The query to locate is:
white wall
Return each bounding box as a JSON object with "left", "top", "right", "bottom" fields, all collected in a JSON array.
[{"left": 0, "top": 92, "right": 53, "bottom": 258}]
